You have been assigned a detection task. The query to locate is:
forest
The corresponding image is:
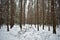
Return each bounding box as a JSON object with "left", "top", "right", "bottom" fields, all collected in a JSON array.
[{"left": 0, "top": 0, "right": 60, "bottom": 40}]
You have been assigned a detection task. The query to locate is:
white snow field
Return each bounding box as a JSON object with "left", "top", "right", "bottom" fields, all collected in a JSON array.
[{"left": 0, "top": 24, "right": 60, "bottom": 40}]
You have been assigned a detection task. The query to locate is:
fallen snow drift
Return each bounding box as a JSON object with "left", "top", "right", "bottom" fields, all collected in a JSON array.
[{"left": 0, "top": 24, "right": 60, "bottom": 40}]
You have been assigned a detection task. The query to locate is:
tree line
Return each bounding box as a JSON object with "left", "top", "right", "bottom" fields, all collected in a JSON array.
[{"left": 0, "top": 0, "right": 60, "bottom": 34}]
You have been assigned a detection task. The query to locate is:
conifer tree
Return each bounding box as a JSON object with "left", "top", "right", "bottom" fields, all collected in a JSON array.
[
  {"left": 51, "top": 0, "right": 56, "bottom": 34},
  {"left": 10, "top": 0, "right": 15, "bottom": 29},
  {"left": 19, "top": 0, "right": 22, "bottom": 30},
  {"left": 42, "top": 0, "right": 44, "bottom": 30},
  {"left": 0, "top": 0, "right": 2, "bottom": 29},
  {"left": 6, "top": 0, "right": 9, "bottom": 31}
]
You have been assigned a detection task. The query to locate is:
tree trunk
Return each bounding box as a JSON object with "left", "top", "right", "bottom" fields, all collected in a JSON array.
[
  {"left": 19, "top": 0, "right": 22, "bottom": 30},
  {"left": 23, "top": 0, "right": 27, "bottom": 25},
  {"left": 47, "top": 0, "right": 50, "bottom": 31},
  {"left": 37, "top": 0, "right": 39, "bottom": 31},
  {"left": 6, "top": 0, "right": 9, "bottom": 31},
  {"left": 24, "top": 0, "right": 25, "bottom": 25},
  {"left": 51, "top": 0, "right": 56, "bottom": 34},
  {"left": 42, "top": 0, "right": 44, "bottom": 30},
  {"left": 0, "top": 0, "right": 2, "bottom": 29},
  {"left": 10, "top": 0, "right": 15, "bottom": 29}
]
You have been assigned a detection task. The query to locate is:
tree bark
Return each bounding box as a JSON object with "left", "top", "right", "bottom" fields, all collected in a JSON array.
[
  {"left": 47, "top": 0, "right": 50, "bottom": 31},
  {"left": 0, "top": 0, "right": 2, "bottom": 29},
  {"left": 19, "top": 0, "right": 22, "bottom": 30},
  {"left": 42, "top": 0, "right": 44, "bottom": 30},
  {"left": 37, "top": 0, "right": 39, "bottom": 31},
  {"left": 10, "top": 0, "right": 15, "bottom": 29},
  {"left": 51, "top": 0, "right": 56, "bottom": 34},
  {"left": 6, "top": 0, "right": 9, "bottom": 31}
]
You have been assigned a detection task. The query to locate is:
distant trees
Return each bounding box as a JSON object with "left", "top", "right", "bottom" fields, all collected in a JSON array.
[{"left": 0, "top": 0, "right": 58, "bottom": 33}]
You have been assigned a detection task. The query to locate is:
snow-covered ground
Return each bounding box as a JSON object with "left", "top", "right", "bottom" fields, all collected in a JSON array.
[{"left": 0, "top": 24, "right": 60, "bottom": 40}]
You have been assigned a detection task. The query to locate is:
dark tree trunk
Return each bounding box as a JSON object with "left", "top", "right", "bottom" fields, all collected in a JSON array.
[
  {"left": 0, "top": 0, "right": 2, "bottom": 29},
  {"left": 47, "top": 0, "right": 50, "bottom": 31},
  {"left": 23, "top": 0, "right": 27, "bottom": 25},
  {"left": 37, "top": 0, "right": 39, "bottom": 31},
  {"left": 10, "top": 0, "right": 15, "bottom": 29},
  {"left": 6, "top": 0, "right": 9, "bottom": 31},
  {"left": 24, "top": 0, "right": 25, "bottom": 25},
  {"left": 35, "top": 8, "right": 36, "bottom": 28},
  {"left": 19, "top": 0, "right": 22, "bottom": 30},
  {"left": 51, "top": 0, "right": 56, "bottom": 34},
  {"left": 42, "top": 0, "right": 44, "bottom": 30}
]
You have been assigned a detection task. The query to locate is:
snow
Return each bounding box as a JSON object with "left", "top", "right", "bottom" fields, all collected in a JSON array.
[{"left": 0, "top": 24, "right": 60, "bottom": 40}]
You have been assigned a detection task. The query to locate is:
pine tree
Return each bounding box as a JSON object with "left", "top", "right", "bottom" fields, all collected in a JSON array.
[
  {"left": 51, "top": 0, "right": 56, "bottom": 34},
  {"left": 23, "top": 0, "right": 25, "bottom": 25},
  {"left": 42, "top": 0, "right": 44, "bottom": 30},
  {"left": 23, "top": 0, "right": 27, "bottom": 25},
  {"left": 34, "top": 0, "right": 37, "bottom": 28},
  {"left": 37, "top": 0, "right": 39, "bottom": 31},
  {"left": 47, "top": 0, "right": 50, "bottom": 31},
  {"left": 34, "top": 4, "right": 36, "bottom": 27},
  {"left": 6, "top": 0, "right": 9, "bottom": 31},
  {"left": 10, "top": 0, "right": 15, "bottom": 29},
  {"left": 39, "top": 0, "right": 41, "bottom": 27},
  {"left": 19, "top": 0, "right": 22, "bottom": 31},
  {"left": 0, "top": 0, "right": 2, "bottom": 29}
]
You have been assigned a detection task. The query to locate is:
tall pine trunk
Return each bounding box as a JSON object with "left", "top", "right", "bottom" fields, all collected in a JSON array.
[
  {"left": 34, "top": 5, "right": 36, "bottom": 27},
  {"left": 51, "top": 0, "right": 56, "bottom": 34},
  {"left": 47, "top": 0, "right": 50, "bottom": 31},
  {"left": 23, "top": 0, "right": 27, "bottom": 25},
  {"left": 0, "top": 0, "right": 2, "bottom": 29},
  {"left": 6, "top": 0, "right": 9, "bottom": 31},
  {"left": 42, "top": 0, "right": 44, "bottom": 30},
  {"left": 10, "top": 0, "right": 15, "bottom": 29},
  {"left": 19, "top": 0, "right": 22, "bottom": 31},
  {"left": 24, "top": 0, "right": 25, "bottom": 25},
  {"left": 37, "top": 0, "right": 39, "bottom": 31}
]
